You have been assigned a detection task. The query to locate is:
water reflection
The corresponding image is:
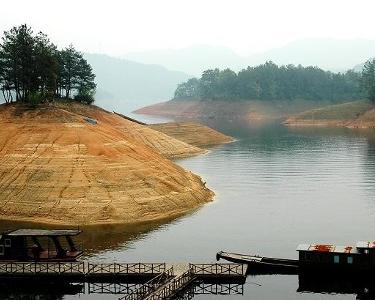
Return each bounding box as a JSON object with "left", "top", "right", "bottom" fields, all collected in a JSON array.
[
  {"left": 0, "top": 280, "right": 142, "bottom": 300},
  {"left": 175, "top": 283, "right": 244, "bottom": 300},
  {"left": 0, "top": 280, "right": 245, "bottom": 300},
  {"left": 4, "top": 276, "right": 375, "bottom": 300},
  {"left": 0, "top": 213, "right": 190, "bottom": 258},
  {"left": 298, "top": 273, "right": 375, "bottom": 300},
  {"left": 363, "top": 134, "right": 375, "bottom": 198},
  {"left": 0, "top": 278, "right": 78, "bottom": 299},
  {"left": 1, "top": 118, "right": 375, "bottom": 299}
]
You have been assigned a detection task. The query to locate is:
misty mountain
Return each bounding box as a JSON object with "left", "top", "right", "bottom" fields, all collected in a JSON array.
[
  {"left": 84, "top": 53, "right": 191, "bottom": 113},
  {"left": 124, "top": 45, "right": 245, "bottom": 77},
  {"left": 124, "top": 38, "right": 375, "bottom": 75},
  {"left": 249, "top": 38, "right": 375, "bottom": 72}
]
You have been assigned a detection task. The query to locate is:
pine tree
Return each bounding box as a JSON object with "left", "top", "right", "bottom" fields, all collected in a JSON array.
[{"left": 361, "top": 59, "right": 375, "bottom": 103}]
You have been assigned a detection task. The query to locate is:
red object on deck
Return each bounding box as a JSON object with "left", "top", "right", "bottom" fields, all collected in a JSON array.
[{"left": 312, "top": 245, "right": 333, "bottom": 252}]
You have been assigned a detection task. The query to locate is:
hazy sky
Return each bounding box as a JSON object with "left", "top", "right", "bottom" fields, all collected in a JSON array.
[{"left": 2, "top": 0, "right": 375, "bottom": 56}]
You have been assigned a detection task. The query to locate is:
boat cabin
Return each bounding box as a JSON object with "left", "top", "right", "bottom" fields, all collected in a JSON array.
[
  {"left": 0, "top": 229, "right": 83, "bottom": 261},
  {"left": 297, "top": 241, "right": 375, "bottom": 270}
]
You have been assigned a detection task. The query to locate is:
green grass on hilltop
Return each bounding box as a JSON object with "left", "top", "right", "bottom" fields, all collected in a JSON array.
[{"left": 295, "top": 100, "right": 374, "bottom": 120}]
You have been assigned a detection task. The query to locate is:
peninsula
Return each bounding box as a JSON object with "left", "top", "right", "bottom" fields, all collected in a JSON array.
[{"left": 0, "top": 102, "right": 232, "bottom": 225}]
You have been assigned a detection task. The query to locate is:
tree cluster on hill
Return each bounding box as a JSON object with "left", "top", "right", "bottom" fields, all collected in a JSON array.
[
  {"left": 361, "top": 59, "right": 375, "bottom": 103},
  {"left": 174, "top": 61, "right": 362, "bottom": 102},
  {"left": 0, "top": 25, "right": 96, "bottom": 104}
]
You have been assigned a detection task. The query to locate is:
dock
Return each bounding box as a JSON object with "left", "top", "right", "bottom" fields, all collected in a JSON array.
[
  {"left": 0, "top": 261, "right": 247, "bottom": 299},
  {"left": 0, "top": 262, "right": 165, "bottom": 281},
  {"left": 120, "top": 263, "right": 247, "bottom": 300}
]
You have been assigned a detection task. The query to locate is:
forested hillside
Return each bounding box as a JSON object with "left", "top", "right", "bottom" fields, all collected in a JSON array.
[
  {"left": 0, "top": 25, "right": 96, "bottom": 104},
  {"left": 174, "top": 62, "right": 362, "bottom": 102}
]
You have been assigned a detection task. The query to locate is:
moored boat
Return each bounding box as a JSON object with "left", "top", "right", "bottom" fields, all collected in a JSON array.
[
  {"left": 216, "top": 251, "right": 298, "bottom": 274},
  {"left": 0, "top": 229, "right": 83, "bottom": 262},
  {"left": 217, "top": 241, "right": 375, "bottom": 274}
]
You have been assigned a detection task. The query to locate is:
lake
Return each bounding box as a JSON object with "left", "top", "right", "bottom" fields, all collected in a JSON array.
[{"left": 2, "top": 118, "right": 375, "bottom": 299}]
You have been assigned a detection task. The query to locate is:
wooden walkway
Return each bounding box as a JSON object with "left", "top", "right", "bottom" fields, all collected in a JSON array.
[
  {"left": 0, "top": 261, "right": 247, "bottom": 299},
  {"left": 0, "top": 262, "right": 166, "bottom": 281},
  {"left": 86, "top": 282, "right": 244, "bottom": 297},
  {"left": 120, "top": 263, "right": 247, "bottom": 300}
]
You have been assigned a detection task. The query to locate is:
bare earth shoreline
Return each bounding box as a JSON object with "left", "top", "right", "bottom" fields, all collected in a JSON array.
[
  {"left": 284, "top": 100, "right": 375, "bottom": 129},
  {"left": 0, "top": 102, "right": 233, "bottom": 226},
  {"left": 136, "top": 99, "right": 375, "bottom": 129}
]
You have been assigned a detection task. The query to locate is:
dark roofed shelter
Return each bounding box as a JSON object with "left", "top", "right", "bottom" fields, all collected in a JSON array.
[{"left": 0, "top": 229, "right": 83, "bottom": 262}]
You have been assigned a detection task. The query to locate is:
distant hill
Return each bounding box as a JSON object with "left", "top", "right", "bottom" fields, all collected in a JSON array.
[
  {"left": 124, "top": 38, "right": 375, "bottom": 75},
  {"left": 249, "top": 38, "right": 375, "bottom": 72},
  {"left": 84, "top": 53, "right": 191, "bottom": 113},
  {"left": 124, "top": 45, "right": 245, "bottom": 76},
  {"left": 0, "top": 54, "right": 190, "bottom": 112}
]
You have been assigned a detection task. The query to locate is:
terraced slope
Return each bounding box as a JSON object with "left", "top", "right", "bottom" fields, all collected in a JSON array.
[
  {"left": 56, "top": 102, "right": 205, "bottom": 158},
  {"left": 0, "top": 103, "right": 213, "bottom": 225},
  {"left": 149, "top": 122, "right": 234, "bottom": 148}
]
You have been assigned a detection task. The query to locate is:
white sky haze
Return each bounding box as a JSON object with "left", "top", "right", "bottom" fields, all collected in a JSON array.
[{"left": 2, "top": 0, "right": 375, "bottom": 56}]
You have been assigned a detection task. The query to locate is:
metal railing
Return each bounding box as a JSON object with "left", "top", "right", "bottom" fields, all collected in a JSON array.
[
  {"left": 0, "top": 262, "right": 85, "bottom": 275},
  {"left": 145, "top": 270, "right": 196, "bottom": 300},
  {"left": 87, "top": 263, "right": 166, "bottom": 275},
  {"left": 0, "top": 262, "right": 166, "bottom": 277},
  {"left": 194, "top": 283, "right": 244, "bottom": 295},
  {"left": 120, "top": 267, "right": 174, "bottom": 300},
  {"left": 190, "top": 263, "right": 245, "bottom": 276},
  {"left": 173, "top": 283, "right": 244, "bottom": 300},
  {"left": 88, "top": 282, "right": 143, "bottom": 295}
]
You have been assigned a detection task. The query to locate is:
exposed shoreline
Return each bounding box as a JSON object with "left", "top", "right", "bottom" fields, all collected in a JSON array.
[
  {"left": 285, "top": 119, "right": 375, "bottom": 129},
  {"left": 135, "top": 99, "right": 375, "bottom": 130},
  {"left": 284, "top": 100, "right": 375, "bottom": 129},
  {"left": 149, "top": 122, "right": 234, "bottom": 148},
  {"left": 0, "top": 102, "right": 235, "bottom": 226},
  {"left": 0, "top": 203, "right": 206, "bottom": 226},
  {"left": 134, "top": 99, "right": 341, "bottom": 122}
]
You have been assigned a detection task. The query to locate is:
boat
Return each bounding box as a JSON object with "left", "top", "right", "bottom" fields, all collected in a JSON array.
[
  {"left": 0, "top": 229, "right": 83, "bottom": 261},
  {"left": 216, "top": 251, "right": 298, "bottom": 274},
  {"left": 217, "top": 241, "right": 375, "bottom": 274}
]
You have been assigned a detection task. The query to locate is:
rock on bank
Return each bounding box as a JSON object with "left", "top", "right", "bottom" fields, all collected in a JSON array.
[{"left": 0, "top": 102, "right": 213, "bottom": 225}]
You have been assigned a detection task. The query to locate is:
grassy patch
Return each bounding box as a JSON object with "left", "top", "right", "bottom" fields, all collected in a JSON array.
[{"left": 295, "top": 100, "right": 374, "bottom": 120}]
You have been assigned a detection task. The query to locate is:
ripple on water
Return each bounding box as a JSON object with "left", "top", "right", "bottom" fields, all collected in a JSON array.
[{"left": 7, "top": 123, "right": 373, "bottom": 300}]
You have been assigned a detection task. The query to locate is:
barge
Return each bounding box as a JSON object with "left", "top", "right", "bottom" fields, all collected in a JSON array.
[{"left": 217, "top": 241, "right": 375, "bottom": 274}]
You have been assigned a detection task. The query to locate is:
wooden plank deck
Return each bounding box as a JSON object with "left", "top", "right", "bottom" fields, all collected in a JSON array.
[
  {"left": 0, "top": 262, "right": 166, "bottom": 281},
  {"left": 0, "top": 261, "right": 247, "bottom": 299},
  {"left": 122, "top": 263, "right": 247, "bottom": 300}
]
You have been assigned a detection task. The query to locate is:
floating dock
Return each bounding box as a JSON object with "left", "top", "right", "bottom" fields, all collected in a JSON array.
[
  {"left": 121, "top": 263, "right": 247, "bottom": 300},
  {"left": 0, "top": 261, "right": 247, "bottom": 299},
  {"left": 0, "top": 262, "right": 165, "bottom": 281}
]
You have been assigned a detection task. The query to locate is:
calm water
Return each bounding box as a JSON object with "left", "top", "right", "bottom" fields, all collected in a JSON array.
[{"left": 2, "top": 119, "right": 375, "bottom": 299}]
